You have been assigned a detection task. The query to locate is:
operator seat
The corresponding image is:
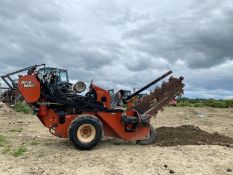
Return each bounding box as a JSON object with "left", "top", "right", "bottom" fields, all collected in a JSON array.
[{"left": 110, "top": 90, "right": 125, "bottom": 108}]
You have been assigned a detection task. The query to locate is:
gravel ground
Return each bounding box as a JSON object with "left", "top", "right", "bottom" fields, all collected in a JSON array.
[{"left": 0, "top": 107, "right": 233, "bottom": 175}]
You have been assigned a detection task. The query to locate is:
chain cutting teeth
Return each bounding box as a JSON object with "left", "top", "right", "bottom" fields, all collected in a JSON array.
[{"left": 134, "top": 76, "right": 184, "bottom": 114}]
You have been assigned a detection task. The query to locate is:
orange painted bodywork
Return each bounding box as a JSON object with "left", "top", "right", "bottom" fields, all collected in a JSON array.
[
  {"left": 97, "top": 111, "right": 150, "bottom": 141},
  {"left": 91, "top": 84, "right": 111, "bottom": 108},
  {"left": 18, "top": 75, "right": 41, "bottom": 103},
  {"left": 37, "top": 108, "right": 150, "bottom": 141},
  {"left": 18, "top": 75, "right": 150, "bottom": 141}
]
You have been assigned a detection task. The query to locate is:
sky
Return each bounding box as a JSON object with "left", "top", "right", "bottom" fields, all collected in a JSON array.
[{"left": 0, "top": 0, "right": 233, "bottom": 99}]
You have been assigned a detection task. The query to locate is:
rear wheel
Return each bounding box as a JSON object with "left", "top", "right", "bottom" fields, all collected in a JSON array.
[
  {"left": 68, "top": 115, "right": 103, "bottom": 150},
  {"left": 136, "top": 125, "right": 156, "bottom": 145}
]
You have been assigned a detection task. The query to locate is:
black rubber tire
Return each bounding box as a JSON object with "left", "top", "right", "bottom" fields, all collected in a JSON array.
[
  {"left": 136, "top": 125, "right": 156, "bottom": 145},
  {"left": 68, "top": 115, "right": 103, "bottom": 150}
]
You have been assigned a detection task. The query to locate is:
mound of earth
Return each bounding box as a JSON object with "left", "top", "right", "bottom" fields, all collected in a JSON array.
[{"left": 155, "top": 125, "right": 233, "bottom": 147}]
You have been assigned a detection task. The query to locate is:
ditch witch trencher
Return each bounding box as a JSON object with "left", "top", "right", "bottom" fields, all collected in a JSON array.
[{"left": 1, "top": 64, "right": 184, "bottom": 150}]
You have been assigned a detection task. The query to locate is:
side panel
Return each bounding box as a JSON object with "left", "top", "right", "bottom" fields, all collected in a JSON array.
[
  {"left": 37, "top": 109, "right": 150, "bottom": 141},
  {"left": 97, "top": 112, "right": 150, "bottom": 141},
  {"left": 18, "top": 75, "right": 41, "bottom": 103},
  {"left": 37, "top": 109, "right": 75, "bottom": 138},
  {"left": 91, "top": 84, "right": 111, "bottom": 108}
]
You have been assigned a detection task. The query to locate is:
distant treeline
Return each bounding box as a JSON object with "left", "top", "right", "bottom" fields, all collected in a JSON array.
[{"left": 177, "top": 97, "right": 233, "bottom": 108}]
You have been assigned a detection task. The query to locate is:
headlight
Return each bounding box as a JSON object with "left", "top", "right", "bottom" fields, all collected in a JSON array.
[{"left": 73, "top": 81, "right": 86, "bottom": 93}]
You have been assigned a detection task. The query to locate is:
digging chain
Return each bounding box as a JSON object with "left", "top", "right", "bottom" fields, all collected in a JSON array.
[{"left": 134, "top": 76, "right": 184, "bottom": 115}]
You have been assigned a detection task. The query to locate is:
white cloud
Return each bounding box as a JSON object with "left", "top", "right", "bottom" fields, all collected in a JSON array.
[{"left": 0, "top": 0, "right": 233, "bottom": 99}]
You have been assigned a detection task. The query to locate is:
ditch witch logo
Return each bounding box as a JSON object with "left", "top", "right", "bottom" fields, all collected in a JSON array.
[{"left": 20, "top": 80, "right": 35, "bottom": 88}]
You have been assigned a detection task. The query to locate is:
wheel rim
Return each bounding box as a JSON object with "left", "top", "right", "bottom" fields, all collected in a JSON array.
[{"left": 77, "top": 124, "right": 96, "bottom": 143}]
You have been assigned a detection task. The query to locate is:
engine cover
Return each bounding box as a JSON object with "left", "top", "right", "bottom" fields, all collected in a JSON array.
[{"left": 18, "top": 75, "right": 41, "bottom": 103}]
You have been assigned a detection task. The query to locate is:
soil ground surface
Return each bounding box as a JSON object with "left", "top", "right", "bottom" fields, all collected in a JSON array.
[{"left": 0, "top": 107, "right": 233, "bottom": 175}]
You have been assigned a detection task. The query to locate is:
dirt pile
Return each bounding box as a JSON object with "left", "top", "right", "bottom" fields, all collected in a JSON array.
[
  {"left": 155, "top": 125, "right": 233, "bottom": 147},
  {"left": 0, "top": 101, "right": 11, "bottom": 114}
]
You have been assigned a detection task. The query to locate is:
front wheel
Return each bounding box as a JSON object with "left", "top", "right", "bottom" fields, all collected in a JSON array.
[
  {"left": 136, "top": 125, "right": 156, "bottom": 145},
  {"left": 68, "top": 115, "right": 103, "bottom": 150}
]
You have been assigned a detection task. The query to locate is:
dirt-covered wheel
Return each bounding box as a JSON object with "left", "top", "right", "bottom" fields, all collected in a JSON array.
[
  {"left": 68, "top": 115, "right": 103, "bottom": 150},
  {"left": 136, "top": 125, "right": 156, "bottom": 145}
]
